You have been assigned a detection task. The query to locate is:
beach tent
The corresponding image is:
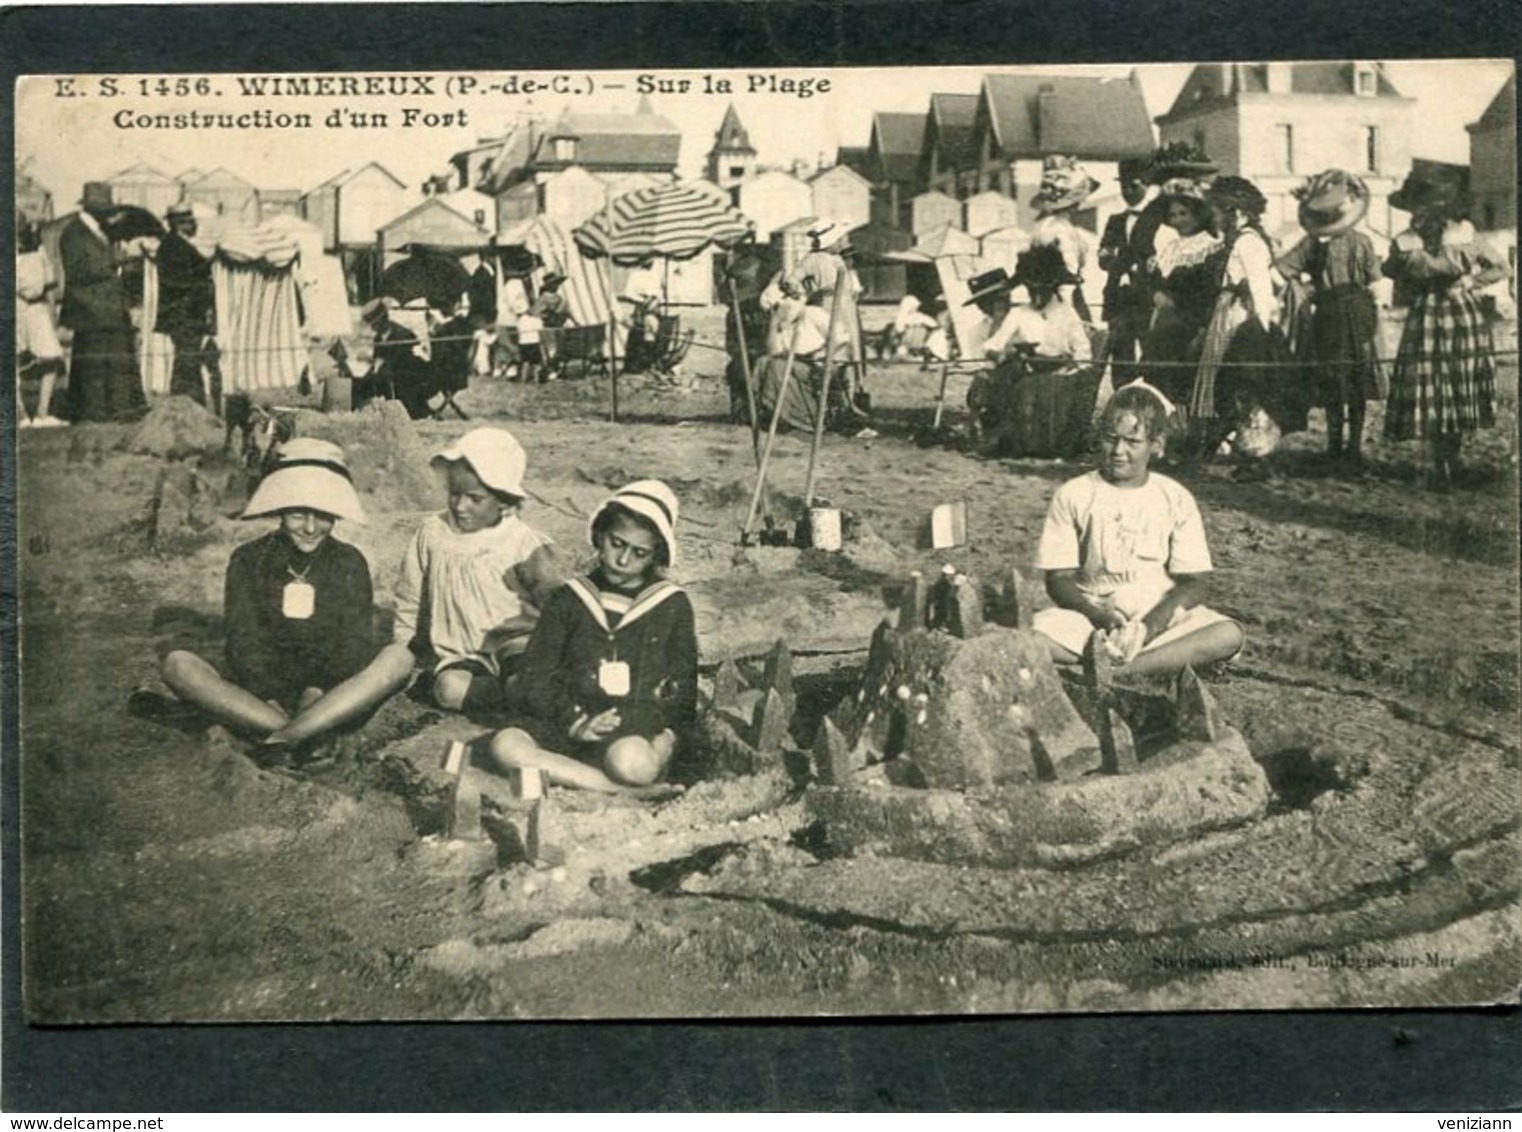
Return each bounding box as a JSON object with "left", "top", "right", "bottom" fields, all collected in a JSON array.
[
  {"left": 512, "top": 215, "right": 613, "bottom": 330},
  {"left": 141, "top": 215, "right": 309, "bottom": 395}
]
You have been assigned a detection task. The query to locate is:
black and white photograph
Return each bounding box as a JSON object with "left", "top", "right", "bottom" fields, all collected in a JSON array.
[{"left": 10, "top": 51, "right": 1519, "bottom": 1028}]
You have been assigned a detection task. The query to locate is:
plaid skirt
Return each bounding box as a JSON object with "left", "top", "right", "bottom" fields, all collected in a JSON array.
[{"left": 1384, "top": 289, "right": 1495, "bottom": 441}]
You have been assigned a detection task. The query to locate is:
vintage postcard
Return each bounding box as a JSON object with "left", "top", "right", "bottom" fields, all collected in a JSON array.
[{"left": 11, "top": 57, "right": 1519, "bottom": 1025}]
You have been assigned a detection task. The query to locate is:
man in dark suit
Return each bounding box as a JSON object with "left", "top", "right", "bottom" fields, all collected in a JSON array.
[
  {"left": 1097, "top": 158, "right": 1168, "bottom": 388},
  {"left": 154, "top": 203, "right": 222, "bottom": 413},
  {"left": 58, "top": 181, "right": 147, "bottom": 422}
]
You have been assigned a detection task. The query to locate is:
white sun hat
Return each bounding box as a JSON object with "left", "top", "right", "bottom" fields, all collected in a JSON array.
[
  {"left": 431, "top": 427, "right": 527, "bottom": 498},
  {"left": 241, "top": 437, "right": 367, "bottom": 524},
  {"left": 588, "top": 479, "right": 680, "bottom": 566}
]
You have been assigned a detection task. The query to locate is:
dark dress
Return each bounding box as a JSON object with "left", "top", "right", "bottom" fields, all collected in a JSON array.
[
  {"left": 224, "top": 531, "right": 377, "bottom": 711},
  {"left": 1276, "top": 231, "right": 1385, "bottom": 406},
  {"left": 154, "top": 230, "right": 220, "bottom": 408},
  {"left": 508, "top": 572, "right": 699, "bottom": 761},
  {"left": 58, "top": 214, "right": 147, "bottom": 422},
  {"left": 1144, "top": 233, "right": 1224, "bottom": 408}
]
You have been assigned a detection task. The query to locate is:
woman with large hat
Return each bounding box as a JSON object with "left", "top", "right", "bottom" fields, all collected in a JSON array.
[
  {"left": 1029, "top": 156, "right": 1101, "bottom": 322},
  {"left": 970, "top": 246, "right": 1098, "bottom": 456},
  {"left": 1276, "top": 169, "right": 1385, "bottom": 462},
  {"left": 1144, "top": 178, "right": 1222, "bottom": 408},
  {"left": 1380, "top": 167, "right": 1508, "bottom": 488},
  {"left": 1189, "top": 174, "right": 1306, "bottom": 470}
]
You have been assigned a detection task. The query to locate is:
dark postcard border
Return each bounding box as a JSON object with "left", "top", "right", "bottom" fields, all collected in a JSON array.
[{"left": 2, "top": 0, "right": 1519, "bottom": 1113}]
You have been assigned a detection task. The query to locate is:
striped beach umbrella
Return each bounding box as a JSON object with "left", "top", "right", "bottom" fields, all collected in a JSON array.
[{"left": 574, "top": 181, "right": 751, "bottom": 265}]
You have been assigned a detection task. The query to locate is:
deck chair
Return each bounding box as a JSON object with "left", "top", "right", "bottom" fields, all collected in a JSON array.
[
  {"left": 428, "top": 315, "right": 473, "bottom": 420},
  {"left": 557, "top": 324, "right": 609, "bottom": 380}
]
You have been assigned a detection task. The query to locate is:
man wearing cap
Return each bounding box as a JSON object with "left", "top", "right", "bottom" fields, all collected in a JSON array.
[
  {"left": 154, "top": 202, "right": 222, "bottom": 413},
  {"left": 1098, "top": 157, "right": 1172, "bottom": 386},
  {"left": 58, "top": 181, "right": 147, "bottom": 422}
]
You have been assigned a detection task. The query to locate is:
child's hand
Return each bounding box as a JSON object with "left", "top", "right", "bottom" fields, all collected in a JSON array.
[{"left": 571, "top": 709, "right": 621, "bottom": 743}]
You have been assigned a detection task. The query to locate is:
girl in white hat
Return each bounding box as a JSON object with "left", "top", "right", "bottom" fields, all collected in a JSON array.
[
  {"left": 386, "top": 427, "right": 566, "bottom": 712},
  {"left": 488, "top": 479, "right": 697, "bottom": 796},
  {"left": 153, "top": 439, "right": 411, "bottom": 750}
]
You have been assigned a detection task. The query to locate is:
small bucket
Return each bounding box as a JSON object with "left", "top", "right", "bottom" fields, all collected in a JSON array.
[{"left": 805, "top": 507, "right": 843, "bottom": 552}]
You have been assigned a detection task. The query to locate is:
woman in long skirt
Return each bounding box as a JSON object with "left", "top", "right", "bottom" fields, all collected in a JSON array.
[
  {"left": 1382, "top": 167, "right": 1507, "bottom": 489},
  {"left": 1276, "top": 169, "right": 1385, "bottom": 463}
]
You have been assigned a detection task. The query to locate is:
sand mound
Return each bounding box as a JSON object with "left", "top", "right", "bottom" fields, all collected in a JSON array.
[
  {"left": 286, "top": 401, "right": 439, "bottom": 515},
  {"left": 118, "top": 396, "right": 225, "bottom": 460}
]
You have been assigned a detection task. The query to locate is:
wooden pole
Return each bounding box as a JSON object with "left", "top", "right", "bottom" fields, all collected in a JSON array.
[
  {"left": 932, "top": 361, "right": 951, "bottom": 430},
  {"left": 599, "top": 195, "right": 619, "bottom": 422},
  {"left": 728, "top": 277, "right": 761, "bottom": 466},
  {"left": 802, "top": 284, "right": 846, "bottom": 508},
  {"left": 741, "top": 319, "right": 803, "bottom": 543}
]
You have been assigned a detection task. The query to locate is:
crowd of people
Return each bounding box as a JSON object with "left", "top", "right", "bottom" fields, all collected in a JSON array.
[
  {"left": 21, "top": 144, "right": 1515, "bottom": 799},
  {"left": 952, "top": 146, "right": 1511, "bottom": 489}
]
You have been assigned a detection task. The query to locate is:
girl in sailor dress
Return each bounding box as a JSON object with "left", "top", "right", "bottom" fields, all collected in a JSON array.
[{"left": 489, "top": 480, "right": 699, "bottom": 796}]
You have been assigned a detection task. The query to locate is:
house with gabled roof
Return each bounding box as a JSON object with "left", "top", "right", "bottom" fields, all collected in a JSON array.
[
  {"left": 970, "top": 72, "right": 1154, "bottom": 229},
  {"left": 105, "top": 163, "right": 180, "bottom": 217},
  {"left": 1156, "top": 61, "right": 1415, "bottom": 236},
  {"left": 378, "top": 193, "right": 494, "bottom": 263},
  {"left": 921, "top": 92, "right": 980, "bottom": 200},
  {"left": 867, "top": 110, "right": 927, "bottom": 228},
  {"left": 1467, "top": 72, "right": 1515, "bottom": 232},
  {"left": 461, "top": 99, "right": 682, "bottom": 233},
  {"left": 705, "top": 103, "right": 758, "bottom": 192},
  {"left": 809, "top": 163, "right": 872, "bottom": 231},
  {"left": 301, "top": 162, "right": 411, "bottom": 252},
  {"left": 182, "top": 167, "right": 260, "bottom": 225}
]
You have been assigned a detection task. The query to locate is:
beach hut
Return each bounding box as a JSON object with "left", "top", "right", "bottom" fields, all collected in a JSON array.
[
  {"left": 965, "top": 190, "right": 1019, "bottom": 238},
  {"left": 738, "top": 170, "right": 813, "bottom": 240},
  {"left": 808, "top": 164, "right": 872, "bottom": 233},
  {"left": 377, "top": 195, "right": 494, "bottom": 265},
  {"left": 910, "top": 190, "right": 962, "bottom": 237}
]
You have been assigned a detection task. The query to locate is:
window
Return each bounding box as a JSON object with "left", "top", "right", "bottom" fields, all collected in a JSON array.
[
  {"left": 1365, "top": 126, "right": 1380, "bottom": 173},
  {"left": 1484, "top": 203, "right": 1497, "bottom": 230},
  {"left": 729, "top": 165, "right": 746, "bottom": 179},
  {"left": 1355, "top": 65, "right": 1377, "bottom": 96},
  {"left": 1275, "top": 124, "right": 1294, "bottom": 174},
  {"left": 1192, "top": 128, "right": 1207, "bottom": 154},
  {"left": 553, "top": 137, "right": 576, "bottom": 162}
]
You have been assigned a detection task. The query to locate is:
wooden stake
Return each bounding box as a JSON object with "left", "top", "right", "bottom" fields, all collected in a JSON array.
[
  {"left": 932, "top": 361, "right": 951, "bottom": 430},
  {"left": 803, "top": 283, "right": 847, "bottom": 508},
  {"left": 728, "top": 278, "right": 761, "bottom": 467},
  {"left": 741, "top": 319, "right": 804, "bottom": 543}
]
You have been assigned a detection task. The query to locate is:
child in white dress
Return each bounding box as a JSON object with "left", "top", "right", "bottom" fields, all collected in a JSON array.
[
  {"left": 387, "top": 428, "right": 565, "bottom": 711},
  {"left": 1033, "top": 384, "right": 1245, "bottom": 677}
]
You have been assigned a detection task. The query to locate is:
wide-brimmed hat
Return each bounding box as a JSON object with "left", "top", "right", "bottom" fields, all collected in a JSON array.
[
  {"left": 79, "top": 182, "right": 114, "bottom": 211},
  {"left": 808, "top": 219, "right": 852, "bottom": 251},
  {"left": 1206, "top": 175, "right": 1268, "bottom": 219},
  {"left": 1032, "top": 156, "right": 1099, "bottom": 216},
  {"left": 588, "top": 479, "right": 680, "bottom": 566},
  {"left": 1146, "top": 142, "right": 1219, "bottom": 186},
  {"left": 242, "top": 438, "right": 367, "bottom": 525},
  {"left": 165, "top": 202, "right": 195, "bottom": 222},
  {"left": 432, "top": 428, "right": 527, "bottom": 499},
  {"left": 360, "top": 297, "right": 392, "bottom": 325},
  {"left": 1117, "top": 157, "right": 1152, "bottom": 184},
  {"left": 962, "top": 268, "right": 1016, "bottom": 307},
  {"left": 1293, "top": 169, "right": 1370, "bottom": 237},
  {"left": 1013, "top": 244, "right": 1081, "bottom": 289},
  {"left": 540, "top": 270, "right": 566, "bottom": 289},
  {"left": 1389, "top": 165, "right": 1470, "bottom": 220}
]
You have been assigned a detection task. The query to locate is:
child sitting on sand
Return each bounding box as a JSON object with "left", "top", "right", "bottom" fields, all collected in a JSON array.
[
  {"left": 156, "top": 439, "right": 410, "bottom": 749},
  {"left": 1032, "top": 384, "right": 1245, "bottom": 676},
  {"left": 385, "top": 427, "right": 565, "bottom": 712},
  {"left": 488, "top": 480, "right": 698, "bottom": 795}
]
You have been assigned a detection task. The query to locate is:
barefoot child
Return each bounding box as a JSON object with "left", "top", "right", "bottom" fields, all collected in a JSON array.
[
  {"left": 384, "top": 427, "right": 565, "bottom": 711},
  {"left": 489, "top": 480, "right": 698, "bottom": 794},
  {"left": 1032, "top": 384, "right": 1245, "bottom": 677},
  {"left": 158, "top": 439, "right": 410, "bottom": 746}
]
